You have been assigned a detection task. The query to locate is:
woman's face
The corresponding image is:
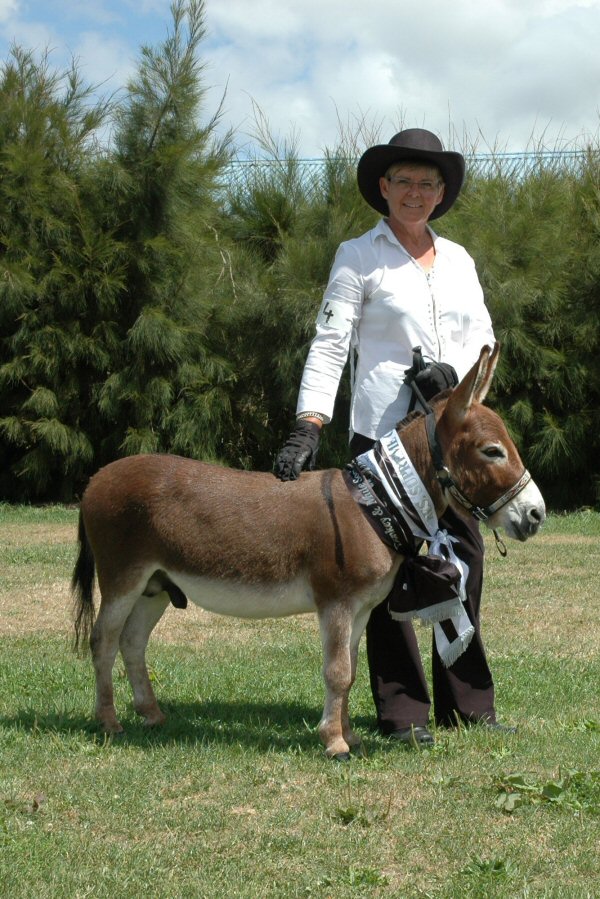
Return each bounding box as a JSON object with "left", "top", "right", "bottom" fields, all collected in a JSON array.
[{"left": 379, "top": 163, "right": 445, "bottom": 228}]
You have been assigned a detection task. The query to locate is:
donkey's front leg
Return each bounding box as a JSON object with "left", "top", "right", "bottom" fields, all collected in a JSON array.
[
  {"left": 317, "top": 601, "right": 358, "bottom": 760},
  {"left": 340, "top": 606, "right": 372, "bottom": 754}
]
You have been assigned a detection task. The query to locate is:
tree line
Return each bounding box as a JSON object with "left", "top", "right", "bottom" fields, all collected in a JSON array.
[{"left": 1, "top": 0, "right": 599, "bottom": 509}]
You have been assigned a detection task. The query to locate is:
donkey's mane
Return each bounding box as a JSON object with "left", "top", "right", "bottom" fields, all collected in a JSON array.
[{"left": 395, "top": 388, "right": 453, "bottom": 433}]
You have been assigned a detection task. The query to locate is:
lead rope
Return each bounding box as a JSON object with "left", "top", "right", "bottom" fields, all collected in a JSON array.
[{"left": 493, "top": 529, "right": 508, "bottom": 557}]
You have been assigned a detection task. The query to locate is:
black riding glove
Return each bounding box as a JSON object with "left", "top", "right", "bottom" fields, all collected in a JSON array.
[
  {"left": 274, "top": 420, "right": 321, "bottom": 481},
  {"left": 410, "top": 361, "right": 458, "bottom": 401},
  {"left": 404, "top": 346, "right": 459, "bottom": 410}
]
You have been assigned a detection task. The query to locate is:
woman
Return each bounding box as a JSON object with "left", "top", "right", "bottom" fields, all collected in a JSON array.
[{"left": 274, "top": 128, "right": 514, "bottom": 747}]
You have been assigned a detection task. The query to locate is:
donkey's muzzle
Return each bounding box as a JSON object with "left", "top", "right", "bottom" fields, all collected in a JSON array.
[
  {"left": 497, "top": 479, "right": 546, "bottom": 542},
  {"left": 514, "top": 493, "right": 546, "bottom": 541}
]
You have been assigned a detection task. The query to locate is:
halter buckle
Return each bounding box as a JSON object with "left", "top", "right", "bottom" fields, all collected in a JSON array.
[{"left": 435, "top": 466, "right": 453, "bottom": 488}]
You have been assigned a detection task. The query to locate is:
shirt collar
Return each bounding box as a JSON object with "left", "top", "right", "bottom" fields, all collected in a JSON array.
[{"left": 372, "top": 218, "right": 440, "bottom": 251}]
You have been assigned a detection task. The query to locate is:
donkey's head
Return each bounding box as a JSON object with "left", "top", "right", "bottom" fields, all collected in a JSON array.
[{"left": 434, "top": 343, "right": 546, "bottom": 541}]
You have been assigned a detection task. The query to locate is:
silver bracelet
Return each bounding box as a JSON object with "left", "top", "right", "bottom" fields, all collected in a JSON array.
[{"left": 296, "top": 411, "right": 328, "bottom": 424}]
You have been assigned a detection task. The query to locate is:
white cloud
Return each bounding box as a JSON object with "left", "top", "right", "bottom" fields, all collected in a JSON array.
[
  {"left": 201, "top": 0, "right": 600, "bottom": 155},
  {"left": 0, "top": 0, "right": 17, "bottom": 23},
  {"left": 0, "top": 1, "right": 166, "bottom": 99},
  {"left": 1, "top": 0, "right": 598, "bottom": 155},
  {"left": 70, "top": 31, "right": 138, "bottom": 92}
]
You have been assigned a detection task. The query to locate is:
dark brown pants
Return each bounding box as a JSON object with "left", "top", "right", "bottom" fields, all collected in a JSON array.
[{"left": 350, "top": 432, "right": 496, "bottom": 732}]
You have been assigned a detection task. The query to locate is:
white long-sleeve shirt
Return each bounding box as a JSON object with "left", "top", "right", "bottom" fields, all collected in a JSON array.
[{"left": 297, "top": 218, "right": 495, "bottom": 440}]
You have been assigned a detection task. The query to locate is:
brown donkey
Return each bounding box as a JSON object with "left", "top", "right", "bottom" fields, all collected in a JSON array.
[{"left": 72, "top": 344, "right": 545, "bottom": 759}]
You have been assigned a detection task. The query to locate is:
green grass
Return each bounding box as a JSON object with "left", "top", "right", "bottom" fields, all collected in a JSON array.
[{"left": 1, "top": 508, "right": 599, "bottom": 898}]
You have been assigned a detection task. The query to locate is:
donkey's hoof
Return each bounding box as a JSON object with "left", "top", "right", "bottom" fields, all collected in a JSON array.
[
  {"left": 332, "top": 751, "right": 352, "bottom": 762},
  {"left": 101, "top": 726, "right": 124, "bottom": 738},
  {"left": 97, "top": 715, "right": 124, "bottom": 735},
  {"left": 143, "top": 718, "right": 166, "bottom": 728},
  {"left": 141, "top": 711, "right": 167, "bottom": 728}
]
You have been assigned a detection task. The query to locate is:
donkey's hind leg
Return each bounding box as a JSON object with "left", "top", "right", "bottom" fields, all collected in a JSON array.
[
  {"left": 90, "top": 591, "right": 140, "bottom": 733},
  {"left": 119, "top": 592, "right": 170, "bottom": 727}
]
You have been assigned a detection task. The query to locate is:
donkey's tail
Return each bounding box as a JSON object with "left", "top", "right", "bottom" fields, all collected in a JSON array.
[{"left": 71, "top": 510, "right": 96, "bottom": 653}]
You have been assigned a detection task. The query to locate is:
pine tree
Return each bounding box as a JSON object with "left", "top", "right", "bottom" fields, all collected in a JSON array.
[
  {"left": 444, "top": 148, "right": 600, "bottom": 507},
  {"left": 558, "top": 146, "right": 600, "bottom": 506},
  {"left": 0, "top": 2, "right": 237, "bottom": 501},
  {"left": 95, "top": 0, "right": 234, "bottom": 465},
  {"left": 0, "top": 48, "right": 115, "bottom": 500}
]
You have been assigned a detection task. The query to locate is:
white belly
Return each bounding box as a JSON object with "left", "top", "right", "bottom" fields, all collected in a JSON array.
[{"left": 168, "top": 572, "right": 317, "bottom": 619}]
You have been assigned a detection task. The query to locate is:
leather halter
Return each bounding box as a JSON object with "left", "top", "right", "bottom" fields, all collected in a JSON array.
[{"left": 424, "top": 411, "right": 531, "bottom": 523}]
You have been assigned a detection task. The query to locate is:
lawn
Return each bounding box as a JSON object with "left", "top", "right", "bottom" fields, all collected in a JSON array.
[{"left": 0, "top": 504, "right": 599, "bottom": 898}]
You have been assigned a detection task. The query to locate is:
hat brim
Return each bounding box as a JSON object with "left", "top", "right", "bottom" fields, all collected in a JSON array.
[{"left": 357, "top": 145, "right": 465, "bottom": 220}]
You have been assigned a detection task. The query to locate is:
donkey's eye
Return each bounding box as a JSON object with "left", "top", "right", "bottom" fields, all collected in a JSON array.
[{"left": 482, "top": 446, "right": 505, "bottom": 459}]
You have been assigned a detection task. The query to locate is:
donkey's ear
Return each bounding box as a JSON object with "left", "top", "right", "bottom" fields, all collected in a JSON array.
[{"left": 442, "top": 343, "right": 500, "bottom": 423}]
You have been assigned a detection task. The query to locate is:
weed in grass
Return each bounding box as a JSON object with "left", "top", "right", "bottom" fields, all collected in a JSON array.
[
  {"left": 304, "top": 866, "right": 390, "bottom": 893},
  {"left": 487, "top": 744, "right": 515, "bottom": 762},
  {"left": 462, "top": 854, "right": 518, "bottom": 880},
  {"left": 332, "top": 764, "right": 394, "bottom": 829},
  {"left": 495, "top": 769, "right": 600, "bottom": 815},
  {"left": 303, "top": 874, "right": 335, "bottom": 895},
  {"left": 456, "top": 855, "right": 520, "bottom": 899},
  {"left": 346, "top": 865, "right": 390, "bottom": 888}
]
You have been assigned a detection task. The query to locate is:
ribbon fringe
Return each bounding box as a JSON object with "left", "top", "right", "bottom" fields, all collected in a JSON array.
[
  {"left": 435, "top": 621, "right": 476, "bottom": 667},
  {"left": 390, "top": 595, "right": 465, "bottom": 624}
]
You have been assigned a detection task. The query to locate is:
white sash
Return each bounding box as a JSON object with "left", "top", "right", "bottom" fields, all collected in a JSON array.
[{"left": 361, "top": 430, "right": 475, "bottom": 667}]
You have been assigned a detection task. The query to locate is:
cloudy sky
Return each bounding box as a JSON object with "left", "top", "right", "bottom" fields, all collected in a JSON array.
[{"left": 0, "top": 0, "right": 598, "bottom": 158}]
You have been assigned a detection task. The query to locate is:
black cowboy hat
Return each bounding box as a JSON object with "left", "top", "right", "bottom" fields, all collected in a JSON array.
[{"left": 357, "top": 128, "right": 465, "bottom": 220}]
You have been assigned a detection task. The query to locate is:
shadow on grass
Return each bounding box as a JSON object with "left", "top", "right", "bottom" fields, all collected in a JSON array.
[{"left": 0, "top": 700, "right": 379, "bottom": 755}]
